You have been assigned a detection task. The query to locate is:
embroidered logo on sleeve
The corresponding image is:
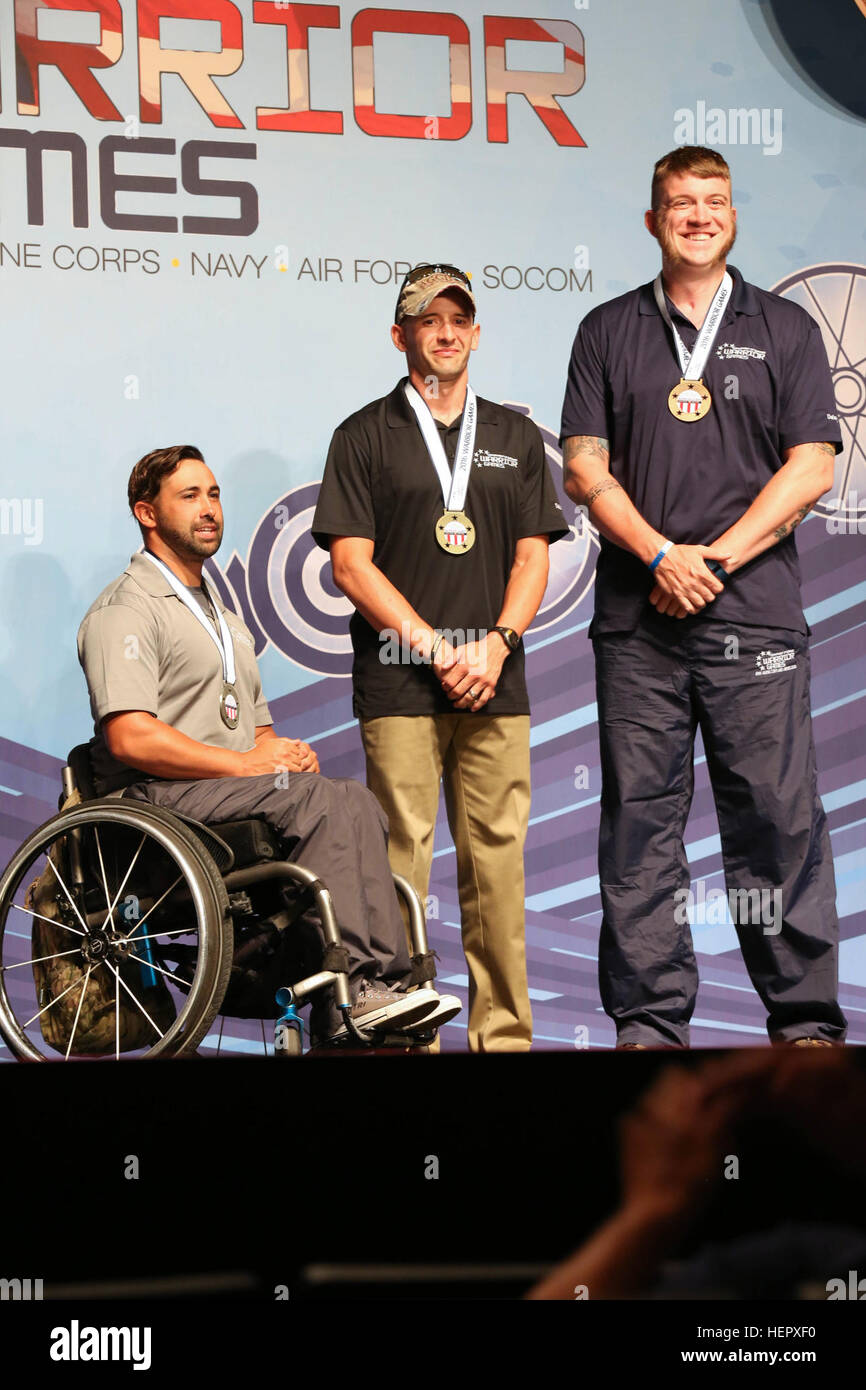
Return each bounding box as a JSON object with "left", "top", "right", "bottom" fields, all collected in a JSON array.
[{"left": 755, "top": 648, "right": 796, "bottom": 677}]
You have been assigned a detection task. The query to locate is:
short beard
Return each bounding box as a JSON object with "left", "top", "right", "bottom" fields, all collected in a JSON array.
[
  {"left": 157, "top": 518, "right": 222, "bottom": 563},
  {"left": 416, "top": 350, "right": 471, "bottom": 391},
  {"left": 658, "top": 218, "right": 737, "bottom": 269}
]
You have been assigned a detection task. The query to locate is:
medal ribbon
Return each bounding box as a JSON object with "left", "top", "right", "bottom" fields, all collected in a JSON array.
[
  {"left": 142, "top": 551, "right": 236, "bottom": 686},
  {"left": 404, "top": 381, "right": 478, "bottom": 513},
  {"left": 652, "top": 271, "right": 732, "bottom": 381}
]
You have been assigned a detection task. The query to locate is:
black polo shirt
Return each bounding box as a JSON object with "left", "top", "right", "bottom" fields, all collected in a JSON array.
[
  {"left": 560, "top": 265, "right": 842, "bottom": 636},
  {"left": 313, "top": 378, "right": 568, "bottom": 717}
]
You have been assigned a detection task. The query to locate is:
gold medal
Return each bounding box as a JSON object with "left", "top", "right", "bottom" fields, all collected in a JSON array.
[
  {"left": 668, "top": 378, "right": 712, "bottom": 422},
  {"left": 435, "top": 510, "right": 475, "bottom": 554}
]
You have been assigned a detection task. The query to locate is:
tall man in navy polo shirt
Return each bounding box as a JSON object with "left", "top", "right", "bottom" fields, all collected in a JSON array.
[
  {"left": 561, "top": 147, "right": 846, "bottom": 1049},
  {"left": 313, "top": 264, "right": 567, "bottom": 1050}
]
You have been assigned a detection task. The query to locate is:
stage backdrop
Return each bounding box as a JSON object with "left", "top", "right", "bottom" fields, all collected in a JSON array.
[{"left": 1, "top": 0, "right": 865, "bottom": 1054}]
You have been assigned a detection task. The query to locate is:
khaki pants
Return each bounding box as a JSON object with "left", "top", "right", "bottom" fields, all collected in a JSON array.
[{"left": 360, "top": 714, "right": 532, "bottom": 1051}]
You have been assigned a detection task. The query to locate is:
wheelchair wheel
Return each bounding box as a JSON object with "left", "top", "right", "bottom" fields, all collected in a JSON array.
[{"left": 0, "top": 800, "right": 233, "bottom": 1061}]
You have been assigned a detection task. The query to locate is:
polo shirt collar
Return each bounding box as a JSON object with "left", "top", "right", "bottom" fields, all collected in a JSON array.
[
  {"left": 637, "top": 264, "right": 760, "bottom": 319},
  {"left": 385, "top": 377, "right": 500, "bottom": 428},
  {"left": 125, "top": 549, "right": 226, "bottom": 608}
]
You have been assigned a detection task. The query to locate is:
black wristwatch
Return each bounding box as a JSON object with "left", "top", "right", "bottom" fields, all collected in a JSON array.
[{"left": 491, "top": 625, "right": 521, "bottom": 653}]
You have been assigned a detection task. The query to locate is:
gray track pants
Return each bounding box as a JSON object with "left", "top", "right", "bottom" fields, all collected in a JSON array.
[{"left": 123, "top": 773, "right": 413, "bottom": 999}]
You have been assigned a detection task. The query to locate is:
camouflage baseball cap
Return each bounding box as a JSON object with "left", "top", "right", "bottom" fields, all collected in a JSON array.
[{"left": 395, "top": 263, "right": 476, "bottom": 323}]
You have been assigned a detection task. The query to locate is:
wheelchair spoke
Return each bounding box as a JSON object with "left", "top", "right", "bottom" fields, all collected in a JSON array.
[
  {"left": 115, "top": 970, "right": 119, "bottom": 1062},
  {"left": 23, "top": 961, "right": 105, "bottom": 1029},
  {"left": 126, "top": 952, "right": 195, "bottom": 990},
  {"left": 10, "top": 902, "right": 85, "bottom": 937},
  {"left": 100, "top": 833, "right": 147, "bottom": 932},
  {"left": 123, "top": 926, "right": 198, "bottom": 944},
  {"left": 44, "top": 857, "right": 89, "bottom": 933},
  {"left": 101, "top": 960, "right": 165, "bottom": 1041},
  {"left": 64, "top": 965, "right": 93, "bottom": 1061},
  {"left": 2, "top": 947, "right": 83, "bottom": 971},
  {"left": 94, "top": 825, "right": 117, "bottom": 931},
  {"left": 119, "top": 874, "right": 185, "bottom": 942}
]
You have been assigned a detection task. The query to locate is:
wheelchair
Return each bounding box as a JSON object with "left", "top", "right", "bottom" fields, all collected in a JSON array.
[{"left": 0, "top": 744, "right": 440, "bottom": 1062}]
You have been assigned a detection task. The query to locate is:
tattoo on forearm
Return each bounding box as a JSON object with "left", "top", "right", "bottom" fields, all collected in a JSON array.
[
  {"left": 772, "top": 441, "right": 834, "bottom": 536},
  {"left": 773, "top": 502, "right": 814, "bottom": 541},
  {"left": 563, "top": 435, "right": 610, "bottom": 465},
  {"left": 563, "top": 436, "right": 617, "bottom": 509},
  {"left": 583, "top": 477, "right": 623, "bottom": 509}
]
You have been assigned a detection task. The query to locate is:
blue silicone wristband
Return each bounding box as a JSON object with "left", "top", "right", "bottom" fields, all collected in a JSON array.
[{"left": 648, "top": 545, "right": 671, "bottom": 573}]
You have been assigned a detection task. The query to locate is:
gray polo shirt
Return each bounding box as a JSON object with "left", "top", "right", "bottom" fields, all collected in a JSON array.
[{"left": 78, "top": 551, "right": 271, "bottom": 793}]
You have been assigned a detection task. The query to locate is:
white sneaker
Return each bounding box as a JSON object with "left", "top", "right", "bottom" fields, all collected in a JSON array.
[
  {"left": 326, "top": 983, "right": 440, "bottom": 1042},
  {"left": 392, "top": 993, "right": 463, "bottom": 1033}
]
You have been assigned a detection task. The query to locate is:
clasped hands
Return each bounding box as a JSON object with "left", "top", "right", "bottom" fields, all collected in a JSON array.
[
  {"left": 238, "top": 737, "right": 320, "bottom": 776},
  {"left": 649, "top": 543, "right": 732, "bottom": 618},
  {"left": 433, "top": 634, "right": 507, "bottom": 711}
]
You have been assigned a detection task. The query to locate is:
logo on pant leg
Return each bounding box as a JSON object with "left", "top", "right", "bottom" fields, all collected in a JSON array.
[{"left": 755, "top": 648, "right": 796, "bottom": 677}]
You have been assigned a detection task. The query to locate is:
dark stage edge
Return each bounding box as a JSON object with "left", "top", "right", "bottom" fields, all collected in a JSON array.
[{"left": 1, "top": 1049, "right": 864, "bottom": 1296}]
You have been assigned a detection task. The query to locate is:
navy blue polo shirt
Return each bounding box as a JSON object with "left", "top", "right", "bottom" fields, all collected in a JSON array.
[
  {"left": 313, "top": 378, "right": 568, "bottom": 717},
  {"left": 560, "top": 264, "right": 842, "bottom": 636}
]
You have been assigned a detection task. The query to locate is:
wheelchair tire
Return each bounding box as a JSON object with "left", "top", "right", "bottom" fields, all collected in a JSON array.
[{"left": 0, "top": 799, "right": 234, "bottom": 1061}]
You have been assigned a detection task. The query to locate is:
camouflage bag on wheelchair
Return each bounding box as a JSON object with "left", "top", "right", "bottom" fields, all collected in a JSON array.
[{"left": 28, "top": 792, "right": 176, "bottom": 1055}]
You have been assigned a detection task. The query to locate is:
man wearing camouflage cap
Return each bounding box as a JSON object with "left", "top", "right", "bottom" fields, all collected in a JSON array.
[{"left": 313, "top": 263, "right": 567, "bottom": 1050}]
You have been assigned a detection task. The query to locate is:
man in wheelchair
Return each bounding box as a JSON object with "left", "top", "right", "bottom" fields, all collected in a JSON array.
[{"left": 73, "top": 443, "right": 461, "bottom": 1050}]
